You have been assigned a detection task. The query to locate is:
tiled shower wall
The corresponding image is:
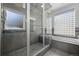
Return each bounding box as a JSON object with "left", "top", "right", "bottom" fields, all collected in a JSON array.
[{"left": 1, "top": 31, "right": 39, "bottom": 55}]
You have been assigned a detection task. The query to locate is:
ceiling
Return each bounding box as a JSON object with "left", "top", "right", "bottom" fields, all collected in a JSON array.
[{"left": 3, "top": 3, "right": 73, "bottom": 19}]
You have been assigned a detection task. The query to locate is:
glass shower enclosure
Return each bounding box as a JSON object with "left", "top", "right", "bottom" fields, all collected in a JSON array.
[{"left": 1, "top": 3, "right": 51, "bottom": 56}]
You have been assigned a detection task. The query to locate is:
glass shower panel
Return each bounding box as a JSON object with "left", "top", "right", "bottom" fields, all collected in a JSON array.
[
  {"left": 44, "top": 4, "right": 52, "bottom": 46},
  {"left": 30, "top": 3, "right": 43, "bottom": 55}
]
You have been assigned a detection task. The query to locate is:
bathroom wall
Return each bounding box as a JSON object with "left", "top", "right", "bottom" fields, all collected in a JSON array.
[
  {"left": 1, "top": 31, "right": 39, "bottom": 55},
  {"left": 50, "top": 4, "right": 79, "bottom": 55}
]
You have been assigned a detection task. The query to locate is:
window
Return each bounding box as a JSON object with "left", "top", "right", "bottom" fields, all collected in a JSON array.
[
  {"left": 54, "top": 9, "right": 75, "bottom": 37},
  {"left": 4, "top": 10, "right": 25, "bottom": 30}
]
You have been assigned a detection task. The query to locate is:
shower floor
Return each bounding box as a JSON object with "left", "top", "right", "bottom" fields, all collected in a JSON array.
[
  {"left": 6, "top": 42, "right": 43, "bottom": 56},
  {"left": 44, "top": 47, "right": 74, "bottom": 56}
]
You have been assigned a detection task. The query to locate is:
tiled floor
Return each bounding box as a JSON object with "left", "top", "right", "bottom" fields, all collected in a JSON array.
[
  {"left": 4, "top": 43, "right": 74, "bottom": 56},
  {"left": 5, "top": 42, "right": 43, "bottom": 56},
  {"left": 44, "top": 48, "right": 74, "bottom": 56},
  {"left": 30, "top": 42, "right": 43, "bottom": 55}
]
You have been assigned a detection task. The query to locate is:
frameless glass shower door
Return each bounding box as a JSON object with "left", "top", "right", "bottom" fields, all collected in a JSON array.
[
  {"left": 28, "top": 3, "right": 51, "bottom": 56},
  {"left": 30, "top": 3, "right": 43, "bottom": 55},
  {"left": 44, "top": 3, "right": 52, "bottom": 46}
]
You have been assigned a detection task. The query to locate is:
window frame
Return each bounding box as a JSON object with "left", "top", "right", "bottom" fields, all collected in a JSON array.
[
  {"left": 3, "top": 8, "right": 26, "bottom": 31},
  {"left": 53, "top": 8, "right": 76, "bottom": 38}
]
